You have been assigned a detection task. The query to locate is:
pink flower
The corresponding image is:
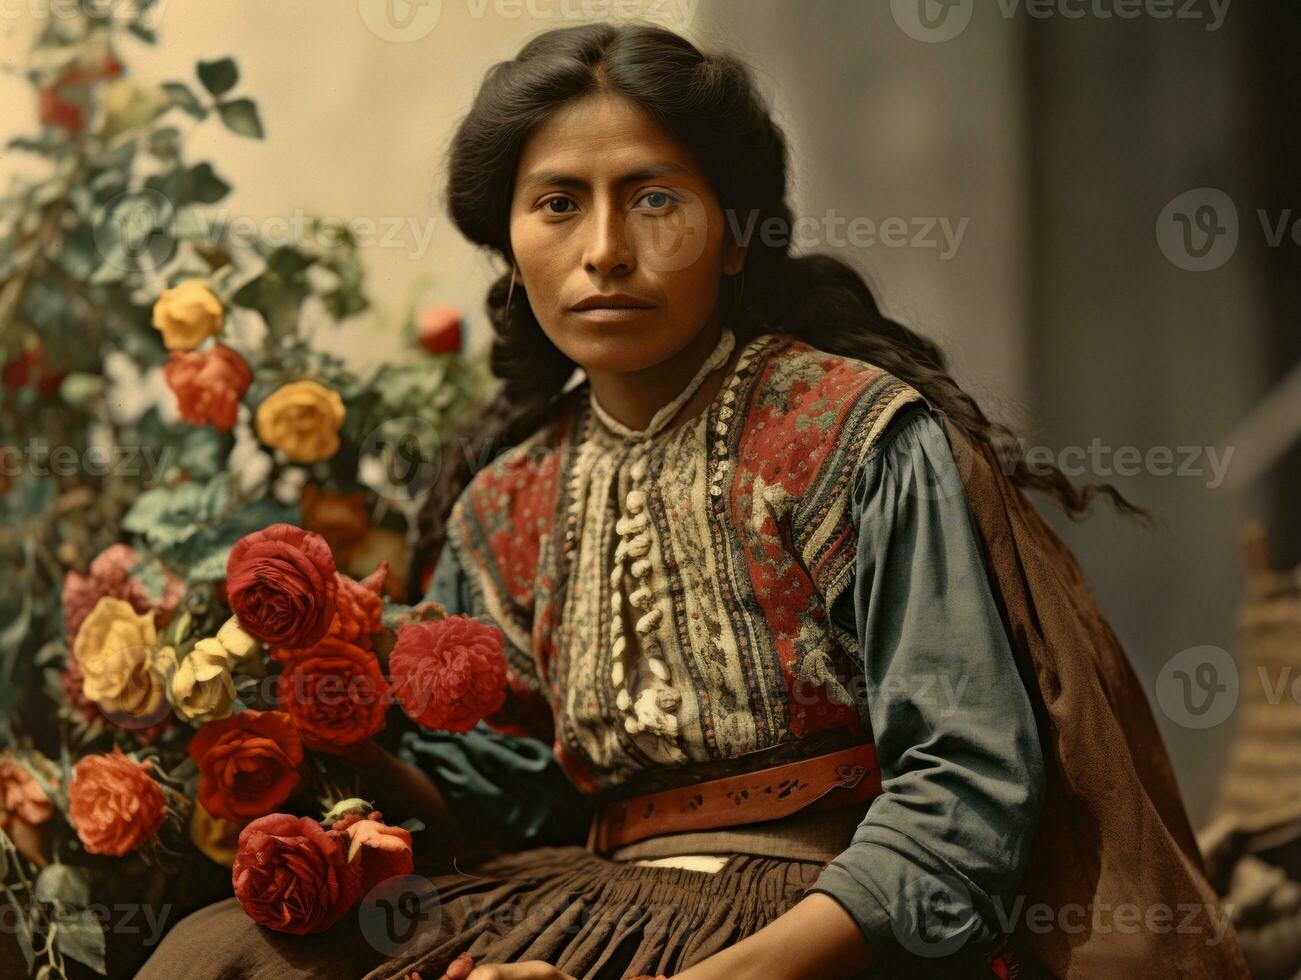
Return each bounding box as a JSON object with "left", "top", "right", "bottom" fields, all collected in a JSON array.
[
  {"left": 61, "top": 544, "right": 184, "bottom": 648},
  {"left": 389, "top": 616, "right": 507, "bottom": 733}
]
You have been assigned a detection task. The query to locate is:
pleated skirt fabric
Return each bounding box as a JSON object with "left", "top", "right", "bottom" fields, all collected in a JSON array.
[{"left": 135, "top": 844, "right": 869, "bottom": 980}]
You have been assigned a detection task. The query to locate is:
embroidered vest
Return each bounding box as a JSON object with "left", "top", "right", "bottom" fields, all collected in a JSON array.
[{"left": 446, "top": 333, "right": 925, "bottom": 797}]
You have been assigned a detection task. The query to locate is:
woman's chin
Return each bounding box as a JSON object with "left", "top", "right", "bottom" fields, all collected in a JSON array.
[{"left": 553, "top": 314, "right": 672, "bottom": 373}]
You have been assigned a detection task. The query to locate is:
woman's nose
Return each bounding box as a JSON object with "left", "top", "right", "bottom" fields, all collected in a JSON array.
[{"left": 582, "top": 204, "right": 635, "bottom": 276}]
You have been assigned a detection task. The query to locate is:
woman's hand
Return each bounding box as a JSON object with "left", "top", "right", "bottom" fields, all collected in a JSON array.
[
  {"left": 462, "top": 964, "right": 576, "bottom": 979},
  {"left": 448, "top": 961, "right": 666, "bottom": 980}
]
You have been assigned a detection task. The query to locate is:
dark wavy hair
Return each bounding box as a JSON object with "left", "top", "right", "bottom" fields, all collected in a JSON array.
[{"left": 408, "top": 20, "right": 1147, "bottom": 600}]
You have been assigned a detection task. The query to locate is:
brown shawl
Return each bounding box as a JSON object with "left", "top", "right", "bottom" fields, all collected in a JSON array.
[{"left": 940, "top": 416, "right": 1250, "bottom": 978}]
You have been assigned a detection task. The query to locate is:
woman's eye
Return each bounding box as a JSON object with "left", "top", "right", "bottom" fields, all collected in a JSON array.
[
  {"left": 543, "top": 197, "right": 575, "bottom": 215},
  {"left": 636, "top": 191, "right": 676, "bottom": 210}
]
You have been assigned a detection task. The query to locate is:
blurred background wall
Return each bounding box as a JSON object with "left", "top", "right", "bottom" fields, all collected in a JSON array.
[{"left": 2, "top": 0, "right": 1296, "bottom": 826}]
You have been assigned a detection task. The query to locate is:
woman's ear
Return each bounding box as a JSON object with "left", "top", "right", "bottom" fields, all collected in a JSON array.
[{"left": 722, "top": 238, "right": 748, "bottom": 276}]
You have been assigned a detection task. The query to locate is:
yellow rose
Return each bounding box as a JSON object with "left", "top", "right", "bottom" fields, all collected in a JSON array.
[
  {"left": 190, "top": 801, "right": 240, "bottom": 868},
  {"left": 151, "top": 280, "right": 223, "bottom": 351},
  {"left": 215, "top": 615, "right": 262, "bottom": 663},
  {"left": 100, "top": 79, "right": 168, "bottom": 137},
  {"left": 255, "top": 380, "right": 346, "bottom": 463},
  {"left": 168, "top": 639, "right": 237, "bottom": 723},
  {"left": 73, "top": 597, "right": 175, "bottom": 721}
]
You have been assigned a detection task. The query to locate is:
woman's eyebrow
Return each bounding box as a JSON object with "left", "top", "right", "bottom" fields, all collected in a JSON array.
[{"left": 519, "top": 160, "right": 692, "bottom": 190}]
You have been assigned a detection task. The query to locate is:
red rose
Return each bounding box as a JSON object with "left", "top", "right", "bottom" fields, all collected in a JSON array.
[
  {"left": 67, "top": 752, "right": 166, "bottom": 856},
  {"left": 389, "top": 616, "right": 507, "bottom": 733},
  {"left": 271, "top": 564, "right": 387, "bottom": 663},
  {"left": 331, "top": 811, "right": 413, "bottom": 896},
  {"left": 417, "top": 306, "right": 462, "bottom": 355},
  {"left": 2, "top": 340, "right": 66, "bottom": 397},
  {"left": 226, "top": 524, "right": 338, "bottom": 648},
  {"left": 163, "top": 344, "right": 252, "bottom": 431},
  {"left": 37, "top": 54, "right": 124, "bottom": 134},
  {"left": 273, "top": 638, "right": 390, "bottom": 754},
  {"left": 330, "top": 564, "right": 386, "bottom": 648},
  {"left": 233, "top": 814, "right": 362, "bottom": 935},
  {"left": 188, "top": 710, "right": 305, "bottom": 822}
]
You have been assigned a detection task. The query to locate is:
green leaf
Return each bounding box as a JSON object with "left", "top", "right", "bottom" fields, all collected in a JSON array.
[
  {"left": 34, "top": 863, "right": 91, "bottom": 907},
  {"left": 161, "top": 81, "right": 206, "bottom": 120},
  {"left": 52, "top": 909, "right": 107, "bottom": 975},
  {"left": 197, "top": 57, "right": 238, "bottom": 97},
  {"left": 186, "top": 547, "right": 232, "bottom": 583},
  {"left": 189, "top": 162, "right": 232, "bottom": 205},
  {"left": 145, "top": 162, "right": 231, "bottom": 210},
  {"left": 1, "top": 876, "right": 35, "bottom": 973},
  {"left": 217, "top": 98, "right": 263, "bottom": 139},
  {"left": 148, "top": 126, "right": 181, "bottom": 159},
  {"left": 177, "top": 428, "right": 226, "bottom": 480}
]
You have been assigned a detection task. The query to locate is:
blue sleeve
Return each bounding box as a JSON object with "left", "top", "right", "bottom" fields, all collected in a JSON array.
[
  {"left": 805, "top": 404, "right": 1046, "bottom": 959},
  {"left": 397, "top": 544, "right": 593, "bottom": 849}
]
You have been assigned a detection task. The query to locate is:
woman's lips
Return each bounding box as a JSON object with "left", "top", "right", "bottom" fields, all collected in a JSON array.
[{"left": 569, "top": 306, "right": 654, "bottom": 322}]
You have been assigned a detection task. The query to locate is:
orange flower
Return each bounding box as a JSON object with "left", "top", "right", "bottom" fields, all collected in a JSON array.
[
  {"left": 273, "top": 638, "right": 390, "bottom": 754},
  {"left": 188, "top": 710, "right": 304, "bottom": 822},
  {"left": 68, "top": 752, "right": 166, "bottom": 856},
  {"left": 164, "top": 344, "right": 252, "bottom": 431},
  {"left": 0, "top": 758, "right": 56, "bottom": 868}
]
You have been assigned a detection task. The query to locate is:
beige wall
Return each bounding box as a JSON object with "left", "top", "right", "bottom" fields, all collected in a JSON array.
[{"left": 1, "top": 0, "right": 1027, "bottom": 410}]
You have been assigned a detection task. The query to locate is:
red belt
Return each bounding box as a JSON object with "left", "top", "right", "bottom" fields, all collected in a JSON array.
[{"left": 585, "top": 742, "right": 883, "bottom": 855}]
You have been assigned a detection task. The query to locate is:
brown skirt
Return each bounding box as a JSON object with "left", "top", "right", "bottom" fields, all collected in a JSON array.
[{"left": 134, "top": 844, "right": 882, "bottom": 980}]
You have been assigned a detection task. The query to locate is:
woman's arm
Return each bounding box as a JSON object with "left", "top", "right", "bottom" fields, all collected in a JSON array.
[
  {"left": 680, "top": 404, "right": 1046, "bottom": 979},
  {"left": 394, "top": 543, "right": 592, "bottom": 859}
]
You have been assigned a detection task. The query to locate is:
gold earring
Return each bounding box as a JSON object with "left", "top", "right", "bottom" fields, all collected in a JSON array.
[{"left": 505, "top": 264, "right": 518, "bottom": 314}]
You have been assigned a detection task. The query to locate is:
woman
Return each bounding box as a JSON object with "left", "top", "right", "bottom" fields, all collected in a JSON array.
[{"left": 140, "top": 21, "right": 1248, "bottom": 980}]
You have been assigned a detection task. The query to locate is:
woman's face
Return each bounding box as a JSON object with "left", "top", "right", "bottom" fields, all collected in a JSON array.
[{"left": 508, "top": 90, "right": 746, "bottom": 375}]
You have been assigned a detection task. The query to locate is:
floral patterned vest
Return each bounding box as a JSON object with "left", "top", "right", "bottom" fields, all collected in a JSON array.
[{"left": 445, "top": 333, "right": 925, "bottom": 798}]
